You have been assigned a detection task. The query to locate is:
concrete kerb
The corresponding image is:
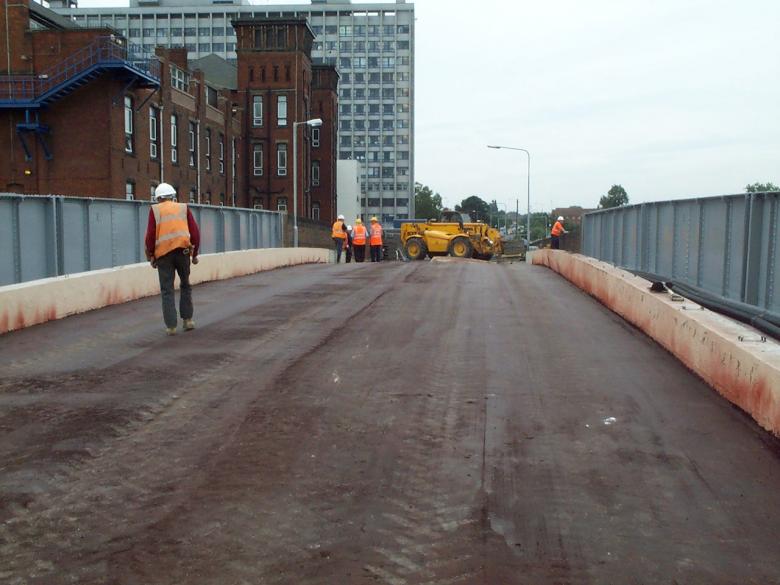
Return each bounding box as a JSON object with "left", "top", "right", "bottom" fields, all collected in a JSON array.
[
  {"left": 0, "top": 247, "right": 329, "bottom": 335},
  {"left": 530, "top": 249, "right": 780, "bottom": 437}
]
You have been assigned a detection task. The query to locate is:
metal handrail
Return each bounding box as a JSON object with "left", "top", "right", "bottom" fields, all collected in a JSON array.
[{"left": 0, "top": 36, "right": 159, "bottom": 103}]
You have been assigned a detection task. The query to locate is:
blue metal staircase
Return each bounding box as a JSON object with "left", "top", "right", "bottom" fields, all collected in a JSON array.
[
  {"left": 0, "top": 35, "right": 161, "bottom": 161},
  {"left": 0, "top": 35, "right": 160, "bottom": 109}
]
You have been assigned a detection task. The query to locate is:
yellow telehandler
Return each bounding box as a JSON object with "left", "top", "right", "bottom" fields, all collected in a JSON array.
[{"left": 400, "top": 211, "right": 503, "bottom": 261}]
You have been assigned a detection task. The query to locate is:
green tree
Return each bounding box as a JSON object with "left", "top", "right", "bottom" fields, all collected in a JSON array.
[
  {"left": 414, "top": 182, "right": 444, "bottom": 219},
  {"left": 599, "top": 184, "right": 629, "bottom": 209},
  {"left": 745, "top": 182, "right": 780, "bottom": 193},
  {"left": 455, "top": 195, "right": 490, "bottom": 222}
]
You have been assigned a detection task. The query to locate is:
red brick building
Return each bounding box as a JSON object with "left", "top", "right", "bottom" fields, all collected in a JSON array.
[
  {"left": 0, "top": 0, "right": 244, "bottom": 203},
  {"left": 311, "top": 64, "right": 339, "bottom": 223},
  {"left": 0, "top": 4, "right": 338, "bottom": 217},
  {"left": 232, "top": 17, "right": 337, "bottom": 222}
]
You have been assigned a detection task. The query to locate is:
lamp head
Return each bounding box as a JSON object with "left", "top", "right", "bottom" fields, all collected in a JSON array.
[{"left": 307, "top": 118, "right": 323, "bottom": 127}]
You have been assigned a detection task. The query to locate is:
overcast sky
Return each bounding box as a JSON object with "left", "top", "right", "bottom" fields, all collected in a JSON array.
[{"left": 80, "top": 0, "right": 780, "bottom": 211}]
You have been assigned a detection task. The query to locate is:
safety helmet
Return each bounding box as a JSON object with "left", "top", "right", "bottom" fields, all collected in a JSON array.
[
  {"left": 355, "top": 218, "right": 362, "bottom": 224},
  {"left": 338, "top": 214, "right": 345, "bottom": 220},
  {"left": 371, "top": 216, "right": 378, "bottom": 222},
  {"left": 347, "top": 225, "right": 353, "bottom": 231},
  {"left": 154, "top": 183, "right": 177, "bottom": 201},
  {"left": 557, "top": 216, "right": 564, "bottom": 221}
]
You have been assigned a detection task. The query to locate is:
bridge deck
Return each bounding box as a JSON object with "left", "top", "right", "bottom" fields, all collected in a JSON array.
[{"left": 1, "top": 261, "right": 779, "bottom": 584}]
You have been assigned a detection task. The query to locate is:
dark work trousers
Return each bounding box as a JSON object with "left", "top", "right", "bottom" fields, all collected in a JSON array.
[
  {"left": 346, "top": 241, "right": 353, "bottom": 263},
  {"left": 551, "top": 235, "right": 560, "bottom": 250},
  {"left": 333, "top": 238, "right": 344, "bottom": 263},
  {"left": 354, "top": 244, "right": 366, "bottom": 263},
  {"left": 370, "top": 245, "right": 382, "bottom": 262},
  {"left": 156, "top": 248, "right": 193, "bottom": 329}
]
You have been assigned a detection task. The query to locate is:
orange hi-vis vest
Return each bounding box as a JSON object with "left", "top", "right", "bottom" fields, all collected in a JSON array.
[
  {"left": 332, "top": 221, "right": 347, "bottom": 239},
  {"left": 352, "top": 224, "right": 368, "bottom": 245},
  {"left": 152, "top": 201, "right": 191, "bottom": 259},
  {"left": 551, "top": 221, "right": 564, "bottom": 237},
  {"left": 370, "top": 222, "right": 383, "bottom": 246}
]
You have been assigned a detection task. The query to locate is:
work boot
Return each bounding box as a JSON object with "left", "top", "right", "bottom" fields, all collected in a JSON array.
[
  {"left": 165, "top": 327, "right": 177, "bottom": 336},
  {"left": 183, "top": 319, "right": 195, "bottom": 331}
]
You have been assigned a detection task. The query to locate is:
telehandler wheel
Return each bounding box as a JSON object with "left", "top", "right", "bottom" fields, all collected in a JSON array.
[
  {"left": 448, "top": 236, "right": 473, "bottom": 258},
  {"left": 404, "top": 237, "right": 428, "bottom": 261}
]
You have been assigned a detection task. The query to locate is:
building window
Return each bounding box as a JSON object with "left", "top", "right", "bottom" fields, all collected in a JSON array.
[
  {"left": 149, "top": 106, "right": 158, "bottom": 159},
  {"left": 219, "top": 134, "right": 225, "bottom": 174},
  {"left": 277, "top": 95, "right": 287, "bottom": 127},
  {"left": 205, "top": 129, "right": 211, "bottom": 171},
  {"left": 231, "top": 138, "right": 237, "bottom": 204},
  {"left": 311, "top": 203, "right": 320, "bottom": 220},
  {"left": 277, "top": 197, "right": 288, "bottom": 212},
  {"left": 277, "top": 143, "right": 287, "bottom": 176},
  {"left": 170, "top": 114, "right": 178, "bottom": 164},
  {"left": 189, "top": 188, "right": 197, "bottom": 203},
  {"left": 124, "top": 96, "right": 134, "bottom": 153},
  {"left": 206, "top": 86, "right": 218, "bottom": 108},
  {"left": 312, "top": 127, "right": 320, "bottom": 148},
  {"left": 188, "top": 121, "right": 197, "bottom": 167},
  {"left": 253, "top": 143, "right": 263, "bottom": 176},
  {"left": 171, "top": 65, "right": 189, "bottom": 92},
  {"left": 125, "top": 181, "right": 135, "bottom": 200},
  {"left": 252, "top": 95, "right": 263, "bottom": 127},
  {"left": 312, "top": 161, "right": 320, "bottom": 186}
]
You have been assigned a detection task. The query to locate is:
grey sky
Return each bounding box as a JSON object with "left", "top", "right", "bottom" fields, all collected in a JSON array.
[{"left": 79, "top": 0, "right": 780, "bottom": 212}]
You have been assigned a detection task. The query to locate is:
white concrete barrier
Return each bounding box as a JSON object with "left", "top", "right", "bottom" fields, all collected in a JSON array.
[
  {"left": 531, "top": 250, "right": 780, "bottom": 437},
  {"left": 0, "top": 248, "right": 328, "bottom": 335}
]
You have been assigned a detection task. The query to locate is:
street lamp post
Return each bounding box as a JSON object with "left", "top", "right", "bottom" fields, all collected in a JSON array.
[
  {"left": 487, "top": 145, "right": 531, "bottom": 247},
  {"left": 293, "top": 118, "right": 323, "bottom": 247}
]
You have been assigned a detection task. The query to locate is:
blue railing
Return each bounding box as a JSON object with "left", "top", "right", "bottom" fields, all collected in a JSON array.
[{"left": 0, "top": 36, "right": 160, "bottom": 105}]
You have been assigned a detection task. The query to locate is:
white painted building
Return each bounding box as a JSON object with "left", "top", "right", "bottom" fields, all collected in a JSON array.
[
  {"left": 337, "top": 159, "right": 363, "bottom": 224},
  {"left": 52, "top": 0, "right": 415, "bottom": 223}
]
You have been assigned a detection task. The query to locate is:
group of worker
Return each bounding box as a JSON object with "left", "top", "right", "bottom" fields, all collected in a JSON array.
[{"left": 331, "top": 215, "right": 384, "bottom": 264}]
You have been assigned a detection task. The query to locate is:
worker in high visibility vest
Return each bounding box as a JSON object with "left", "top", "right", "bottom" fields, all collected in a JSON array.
[
  {"left": 145, "top": 183, "right": 201, "bottom": 336},
  {"left": 550, "top": 215, "right": 568, "bottom": 250},
  {"left": 351, "top": 218, "right": 368, "bottom": 263},
  {"left": 332, "top": 214, "right": 348, "bottom": 263},
  {"left": 369, "top": 216, "right": 384, "bottom": 262}
]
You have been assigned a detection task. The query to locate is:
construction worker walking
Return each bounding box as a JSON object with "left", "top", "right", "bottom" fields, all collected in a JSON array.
[
  {"left": 369, "top": 216, "right": 383, "bottom": 263},
  {"left": 145, "top": 183, "right": 201, "bottom": 335},
  {"left": 352, "top": 218, "right": 368, "bottom": 263},
  {"left": 332, "top": 214, "right": 348, "bottom": 263},
  {"left": 550, "top": 215, "right": 568, "bottom": 250}
]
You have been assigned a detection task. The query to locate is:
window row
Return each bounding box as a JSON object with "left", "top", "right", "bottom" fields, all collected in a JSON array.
[
  {"left": 336, "top": 56, "right": 410, "bottom": 69},
  {"left": 341, "top": 72, "right": 410, "bottom": 83},
  {"left": 362, "top": 196, "right": 410, "bottom": 205},
  {"left": 124, "top": 99, "right": 228, "bottom": 175},
  {"left": 311, "top": 24, "right": 410, "bottom": 36},
  {"left": 339, "top": 103, "right": 410, "bottom": 114},
  {"left": 340, "top": 119, "right": 409, "bottom": 130},
  {"left": 341, "top": 89, "right": 411, "bottom": 100},
  {"left": 250, "top": 143, "right": 321, "bottom": 185},
  {"left": 340, "top": 135, "right": 409, "bottom": 146},
  {"left": 313, "top": 40, "right": 410, "bottom": 52}
]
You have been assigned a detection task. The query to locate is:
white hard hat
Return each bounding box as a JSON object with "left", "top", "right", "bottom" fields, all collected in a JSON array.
[
  {"left": 154, "top": 183, "right": 177, "bottom": 201},
  {"left": 557, "top": 216, "right": 564, "bottom": 221},
  {"left": 338, "top": 214, "right": 345, "bottom": 220},
  {"left": 347, "top": 225, "right": 353, "bottom": 231}
]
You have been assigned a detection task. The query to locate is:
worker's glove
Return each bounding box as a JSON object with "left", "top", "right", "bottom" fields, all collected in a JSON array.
[{"left": 192, "top": 256, "right": 199, "bottom": 265}]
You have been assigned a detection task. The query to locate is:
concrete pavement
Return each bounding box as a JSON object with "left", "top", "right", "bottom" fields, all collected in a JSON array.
[{"left": 1, "top": 261, "right": 779, "bottom": 584}]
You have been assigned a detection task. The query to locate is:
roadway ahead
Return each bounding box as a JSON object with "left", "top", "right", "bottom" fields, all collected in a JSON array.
[{"left": 1, "top": 260, "right": 779, "bottom": 584}]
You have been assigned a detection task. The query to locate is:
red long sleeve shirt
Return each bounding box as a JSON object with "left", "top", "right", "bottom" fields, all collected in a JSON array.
[{"left": 145, "top": 206, "right": 201, "bottom": 260}]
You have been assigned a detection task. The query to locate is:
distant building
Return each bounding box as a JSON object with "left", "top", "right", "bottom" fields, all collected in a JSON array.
[
  {"left": 552, "top": 206, "right": 595, "bottom": 226},
  {"left": 233, "top": 17, "right": 338, "bottom": 221},
  {"left": 52, "top": 0, "right": 416, "bottom": 223}
]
